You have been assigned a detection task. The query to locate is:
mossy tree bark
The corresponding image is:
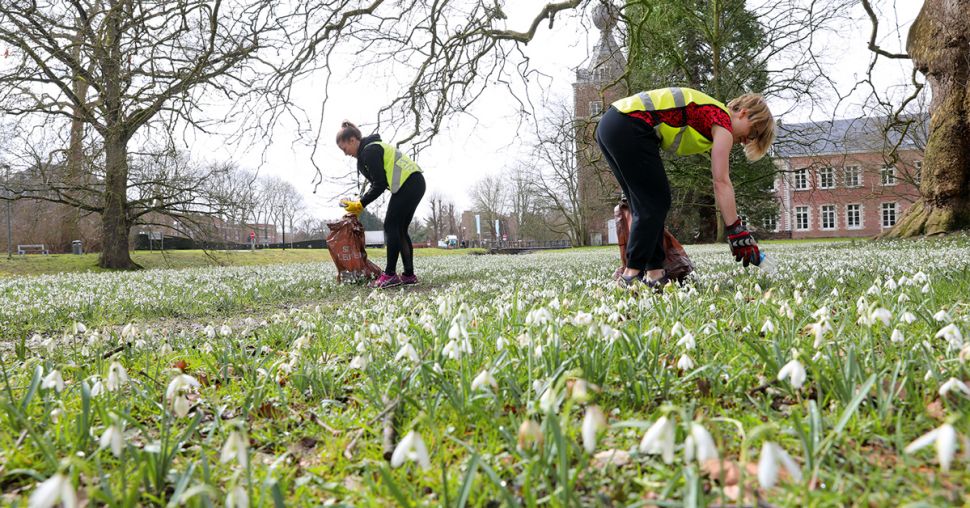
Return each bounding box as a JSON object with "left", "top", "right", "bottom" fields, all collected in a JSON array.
[{"left": 888, "top": 0, "right": 970, "bottom": 237}]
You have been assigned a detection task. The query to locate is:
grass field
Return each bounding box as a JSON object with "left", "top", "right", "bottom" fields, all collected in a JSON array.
[{"left": 0, "top": 237, "right": 968, "bottom": 506}]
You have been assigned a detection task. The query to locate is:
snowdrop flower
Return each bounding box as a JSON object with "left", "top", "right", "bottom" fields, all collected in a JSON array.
[
  {"left": 390, "top": 431, "right": 431, "bottom": 470},
  {"left": 677, "top": 354, "right": 695, "bottom": 371},
  {"left": 933, "top": 310, "right": 951, "bottom": 323},
  {"left": 517, "top": 420, "right": 544, "bottom": 451},
  {"left": 939, "top": 378, "right": 970, "bottom": 398},
  {"left": 159, "top": 343, "right": 173, "bottom": 355},
  {"left": 757, "top": 441, "right": 802, "bottom": 488},
  {"left": 72, "top": 322, "right": 87, "bottom": 335},
  {"left": 525, "top": 307, "right": 553, "bottom": 327},
  {"left": 904, "top": 423, "right": 959, "bottom": 472},
  {"left": 99, "top": 420, "right": 125, "bottom": 458},
  {"left": 42, "top": 370, "right": 64, "bottom": 393},
  {"left": 219, "top": 324, "right": 232, "bottom": 337},
  {"left": 442, "top": 340, "right": 461, "bottom": 360},
  {"left": 761, "top": 319, "right": 775, "bottom": 334},
  {"left": 89, "top": 378, "right": 104, "bottom": 398},
  {"left": 28, "top": 473, "right": 77, "bottom": 508},
  {"left": 496, "top": 336, "right": 507, "bottom": 351},
  {"left": 811, "top": 321, "right": 832, "bottom": 349},
  {"left": 573, "top": 311, "right": 593, "bottom": 326},
  {"left": 471, "top": 369, "right": 498, "bottom": 391},
  {"left": 581, "top": 406, "right": 606, "bottom": 453},
  {"left": 165, "top": 374, "right": 200, "bottom": 418},
  {"left": 685, "top": 423, "right": 718, "bottom": 463},
  {"left": 204, "top": 325, "right": 216, "bottom": 339},
  {"left": 890, "top": 329, "right": 905, "bottom": 344},
  {"left": 670, "top": 321, "right": 685, "bottom": 337},
  {"left": 935, "top": 324, "right": 964, "bottom": 351},
  {"left": 778, "top": 358, "right": 807, "bottom": 389},
  {"left": 221, "top": 430, "right": 249, "bottom": 468},
  {"left": 539, "top": 386, "right": 559, "bottom": 414},
  {"left": 349, "top": 355, "right": 369, "bottom": 370},
  {"left": 901, "top": 311, "right": 917, "bottom": 324},
  {"left": 106, "top": 362, "right": 128, "bottom": 392},
  {"left": 394, "top": 343, "right": 419, "bottom": 363},
  {"left": 676, "top": 332, "right": 696, "bottom": 350},
  {"left": 870, "top": 308, "right": 892, "bottom": 327},
  {"left": 639, "top": 416, "right": 675, "bottom": 464}
]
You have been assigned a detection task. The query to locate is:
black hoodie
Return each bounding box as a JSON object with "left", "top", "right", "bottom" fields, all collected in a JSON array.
[{"left": 357, "top": 134, "right": 388, "bottom": 207}]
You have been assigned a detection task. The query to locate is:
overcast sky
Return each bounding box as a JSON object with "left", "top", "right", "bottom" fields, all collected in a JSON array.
[{"left": 191, "top": 1, "right": 923, "bottom": 223}]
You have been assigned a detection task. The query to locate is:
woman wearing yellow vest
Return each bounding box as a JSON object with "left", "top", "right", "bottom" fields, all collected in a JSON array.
[
  {"left": 336, "top": 121, "right": 426, "bottom": 289},
  {"left": 596, "top": 87, "right": 775, "bottom": 289}
]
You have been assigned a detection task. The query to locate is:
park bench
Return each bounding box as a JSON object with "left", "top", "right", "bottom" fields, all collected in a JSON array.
[{"left": 17, "top": 244, "right": 49, "bottom": 255}]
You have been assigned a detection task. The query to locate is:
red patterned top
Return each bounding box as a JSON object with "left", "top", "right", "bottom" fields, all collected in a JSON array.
[{"left": 626, "top": 103, "right": 732, "bottom": 141}]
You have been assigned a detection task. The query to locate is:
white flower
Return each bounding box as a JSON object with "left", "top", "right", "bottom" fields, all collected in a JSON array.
[
  {"left": 220, "top": 430, "right": 248, "bottom": 468},
  {"left": 811, "top": 321, "right": 832, "bottom": 349},
  {"left": 884, "top": 328, "right": 903, "bottom": 344},
  {"left": 904, "top": 423, "right": 959, "bottom": 471},
  {"left": 939, "top": 378, "right": 970, "bottom": 398},
  {"left": 165, "top": 374, "right": 199, "bottom": 418},
  {"left": 496, "top": 336, "right": 507, "bottom": 351},
  {"left": 572, "top": 312, "right": 593, "bottom": 326},
  {"left": 685, "top": 422, "right": 718, "bottom": 463},
  {"left": 778, "top": 359, "right": 807, "bottom": 389},
  {"left": 42, "top": 370, "right": 64, "bottom": 393},
  {"left": 99, "top": 421, "right": 125, "bottom": 458},
  {"left": 570, "top": 379, "right": 590, "bottom": 402},
  {"left": 900, "top": 311, "right": 917, "bottom": 324},
  {"left": 204, "top": 325, "right": 216, "bottom": 339},
  {"left": 933, "top": 310, "right": 951, "bottom": 322},
  {"left": 676, "top": 332, "right": 696, "bottom": 350},
  {"left": 639, "top": 416, "right": 676, "bottom": 464},
  {"left": 677, "top": 354, "right": 695, "bottom": 371},
  {"left": 349, "top": 355, "right": 369, "bottom": 370},
  {"left": 670, "top": 322, "right": 685, "bottom": 337},
  {"left": 517, "top": 420, "right": 544, "bottom": 451},
  {"left": 390, "top": 431, "right": 431, "bottom": 470},
  {"left": 870, "top": 308, "right": 892, "bottom": 327},
  {"left": 28, "top": 473, "right": 77, "bottom": 508},
  {"left": 219, "top": 324, "right": 232, "bottom": 337},
  {"left": 757, "top": 441, "right": 802, "bottom": 488},
  {"left": 72, "top": 322, "right": 87, "bottom": 335},
  {"left": 470, "top": 369, "right": 498, "bottom": 391},
  {"left": 935, "top": 324, "right": 964, "bottom": 351},
  {"left": 539, "top": 386, "right": 559, "bottom": 414},
  {"left": 226, "top": 485, "right": 249, "bottom": 508},
  {"left": 89, "top": 379, "right": 104, "bottom": 397},
  {"left": 581, "top": 406, "right": 606, "bottom": 453},
  {"left": 761, "top": 319, "right": 775, "bottom": 334},
  {"left": 394, "top": 343, "right": 419, "bottom": 363},
  {"left": 106, "top": 362, "right": 128, "bottom": 392}
]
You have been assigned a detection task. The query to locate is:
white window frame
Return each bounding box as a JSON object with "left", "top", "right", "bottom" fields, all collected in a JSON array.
[
  {"left": 794, "top": 169, "right": 809, "bottom": 190},
  {"left": 820, "top": 204, "right": 837, "bottom": 230},
  {"left": 818, "top": 167, "right": 836, "bottom": 189},
  {"left": 881, "top": 166, "right": 897, "bottom": 186},
  {"left": 795, "top": 206, "right": 811, "bottom": 231},
  {"left": 843, "top": 165, "right": 862, "bottom": 188},
  {"left": 589, "top": 100, "right": 603, "bottom": 116},
  {"left": 762, "top": 215, "right": 779, "bottom": 232},
  {"left": 881, "top": 202, "right": 898, "bottom": 228},
  {"left": 846, "top": 203, "right": 864, "bottom": 230}
]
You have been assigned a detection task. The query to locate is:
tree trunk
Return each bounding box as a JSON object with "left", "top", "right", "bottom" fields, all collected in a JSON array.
[
  {"left": 99, "top": 130, "right": 138, "bottom": 269},
  {"left": 888, "top": 0, "right": 970, "bottom": 237},
  {"left": 697, "top": 194, "right": 718, "bottom": 243}
]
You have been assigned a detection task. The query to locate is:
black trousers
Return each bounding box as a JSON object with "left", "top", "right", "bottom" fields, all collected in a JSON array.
[
  {"left": 384, "top": 172, "right": 426, "bottom": 275},
  {"left": 595, "top": 107, "right": 671, "bottom": 271}
]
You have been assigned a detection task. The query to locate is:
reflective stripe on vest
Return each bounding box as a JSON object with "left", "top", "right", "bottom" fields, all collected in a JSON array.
[
  {"left": 613, "top": 87, "right": 729, "bottom": 156},
  {"left": 366, "top": 142, "right": 422, "bottom": 193}
]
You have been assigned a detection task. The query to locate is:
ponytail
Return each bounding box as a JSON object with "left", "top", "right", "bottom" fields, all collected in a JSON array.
[{"left": 336, "top": 121, "right": 362, "bottom": 145}]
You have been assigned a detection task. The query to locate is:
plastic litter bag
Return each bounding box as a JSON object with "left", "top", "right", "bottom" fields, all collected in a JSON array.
[
  {"left": 326, "top": 214, "right": 382, "bottom": 283},
  {"left": 614, "top": 201, "right": 694, "bottom": 283}
]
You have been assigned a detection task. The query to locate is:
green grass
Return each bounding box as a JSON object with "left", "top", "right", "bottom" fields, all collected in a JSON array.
[
  {"left": 0, "top": 238, "right": 968, "bottom": 506},
  {"left": 0, "top": 247, "right": 479, "bottom": 277}
]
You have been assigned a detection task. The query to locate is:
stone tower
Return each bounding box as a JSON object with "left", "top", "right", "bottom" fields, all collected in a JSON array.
[{"left": 573, "top": 2, "right": 627, "bottom": 245}]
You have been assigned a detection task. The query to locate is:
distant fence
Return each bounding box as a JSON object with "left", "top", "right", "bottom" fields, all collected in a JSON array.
[{"left": 134, "top": 233, "right": 328, "bottom": 251}]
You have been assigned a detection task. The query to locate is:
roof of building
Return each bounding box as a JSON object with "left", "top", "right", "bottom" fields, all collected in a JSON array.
[
  {"left": 774, "top": 114, "right": 928, "bottom": 158},
  {"left": 574, "top": 4, "right": 626, "bottom": 84}
]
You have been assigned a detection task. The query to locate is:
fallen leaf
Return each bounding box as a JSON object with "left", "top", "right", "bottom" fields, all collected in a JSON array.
[{"left": 592, "top": 449, "right": 630, "bottom": 468}]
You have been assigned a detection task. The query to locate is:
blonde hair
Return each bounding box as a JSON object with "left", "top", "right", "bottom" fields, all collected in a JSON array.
[
  {"left": 727, "top": 94, "right": 775, "bottom": 161},
  {"left": 335, "top": 120, "right": 362, "bottom": 145}
]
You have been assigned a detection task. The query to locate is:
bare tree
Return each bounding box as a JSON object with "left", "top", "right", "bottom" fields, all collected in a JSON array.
[{"left": 469, "top": 174, "right": 508, "bottom": 239}]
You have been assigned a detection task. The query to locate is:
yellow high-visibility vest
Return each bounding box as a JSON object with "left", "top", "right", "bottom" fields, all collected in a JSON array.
[
  {"left": 612, "top": 87, "right": 730, "bottom": 156},
  {"left": 365, "top": 142, "right": 422, "bottom": 193}
]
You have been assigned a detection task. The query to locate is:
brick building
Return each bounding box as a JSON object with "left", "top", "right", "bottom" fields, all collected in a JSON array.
[
  {"left": 771, "top": 116, "right": 924, "bottom": 239},
  {"left": 574, "top": 3, "right": 626, "bottom": 245}
]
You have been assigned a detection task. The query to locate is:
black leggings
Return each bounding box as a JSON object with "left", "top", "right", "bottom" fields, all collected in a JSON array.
[
  {"left": 384, "top": 172, "right": 426, "bottom": 275},
  {"left": 595, "top": 107, "right": 671, "bottom": 271}
]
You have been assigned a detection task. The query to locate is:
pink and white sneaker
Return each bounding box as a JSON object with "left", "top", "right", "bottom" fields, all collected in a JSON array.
[
  {"left": 400, "top": 274, "right": 419, "bottom": 285},
  {"left": 368, "top": 273, "right": 402, "bottom": 289}
]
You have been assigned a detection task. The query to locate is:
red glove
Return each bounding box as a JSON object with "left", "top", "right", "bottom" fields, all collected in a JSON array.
[{"left": 726, "top": 219, "right": 760, "bottom": 267}]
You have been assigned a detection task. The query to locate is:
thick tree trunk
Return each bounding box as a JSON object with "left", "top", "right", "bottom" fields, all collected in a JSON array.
[
  {"left": 887, "top": 0, "right": 970, "bottom": 237},
  {"left": 99, "top": 131, "right": 138, "bottom": 269}
]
